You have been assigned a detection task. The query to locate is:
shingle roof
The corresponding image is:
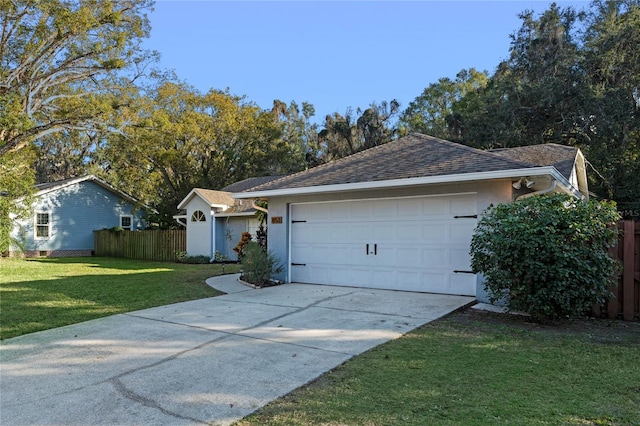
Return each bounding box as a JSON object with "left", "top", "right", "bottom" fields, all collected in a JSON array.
[
  {"left": 178, "top": 188, "right": 257, "bottom": 214},
  {"left": 221, "top": 176, "right": 285, "bottom": 193},
  {"left": 490, "top": 144, "right": 577, "bottom": 180},
  {"left": 190, "top": 189, "right": 235, "bottom": 207},
  {"left": 243, "top": 134, "right": 546, "bottom": 193},
  {"left": 34, "top": 177, "right": 81, "bottom": 191}
]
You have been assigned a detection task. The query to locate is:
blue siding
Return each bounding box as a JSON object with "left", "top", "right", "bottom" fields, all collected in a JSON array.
[
  {"left": 19, "top": 181, "right": 145, "bottom": 252},
  {"left": 215, "top": 217, "right": 247, "bottom": 261}
]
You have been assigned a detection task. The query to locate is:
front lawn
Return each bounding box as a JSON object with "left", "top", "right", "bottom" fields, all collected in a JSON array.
[
  {"left": 237, "top": 309, "right": 640, "bottom": 426},
  {"left": 0, "top": 257, "right": 241, "bottom": 339}
]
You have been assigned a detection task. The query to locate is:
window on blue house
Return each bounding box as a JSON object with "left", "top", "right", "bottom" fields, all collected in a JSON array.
[
  {"left": 35, "top": 212, "right": 50, "bottom": 239},
  {"left": 120, "top": 215, "right": 133, "bottom": 230}
]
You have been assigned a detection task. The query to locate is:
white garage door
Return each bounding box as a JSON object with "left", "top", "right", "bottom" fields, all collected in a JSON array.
[{"left": 290, "top": 193, "right": 477, "bottom": 295}]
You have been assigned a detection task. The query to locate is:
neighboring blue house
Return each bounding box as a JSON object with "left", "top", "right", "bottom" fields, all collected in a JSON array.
[{"left": 9, "top": 175, "right": 147, "bottom": 257}]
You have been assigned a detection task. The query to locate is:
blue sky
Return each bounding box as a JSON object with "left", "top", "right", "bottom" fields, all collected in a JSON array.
[{"left": 144, "top": 1, "right": 589, "bottom": 121}]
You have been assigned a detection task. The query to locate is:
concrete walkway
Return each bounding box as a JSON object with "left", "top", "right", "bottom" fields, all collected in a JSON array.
[{"left": 1, "top": 275, "right": 474, "bottom": 425}]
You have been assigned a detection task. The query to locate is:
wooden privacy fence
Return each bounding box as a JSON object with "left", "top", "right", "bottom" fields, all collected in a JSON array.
[
  {"left": 94, "top": 229, "right": 186, "bottom": 262},
  {"left": 593, "top": 220, "right": 640, "bottom": 321}
]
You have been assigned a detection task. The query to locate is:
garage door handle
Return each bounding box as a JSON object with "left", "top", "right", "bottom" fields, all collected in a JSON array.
[
  {"left": 374, "top": 244, "right": 377, "bottom": 255},
  {"left": 366, "top": 244, "right": 369, "bottom": 255},
  {"left": 454, "top": 215, "right": 478, "bottom": 219},
  {"left": 453, "top": 270, "right": 475, "bottom": 274},
  {"left": 291, "top": 263, "right": 306, "bottom": 266}
]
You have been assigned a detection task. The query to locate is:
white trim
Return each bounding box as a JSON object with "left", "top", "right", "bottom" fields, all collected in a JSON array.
[
  {"left": 233, "top": 166, "right": 580, "bottom": 199},
  {"left": 173, "top": 215, "right": 187, "bottom": 227},
  {"left": 177, "top": 188, "right": 233, "bottom": 211},
  {"left": 287, "top": 202, "right": 293, "bottom": 283},
  {"left": 34, "top": 211, "right": 51, "bottom": 240},
  {"left": 190, "top": 210, "right": 207, "bottom": 222},
  {"left": 214, "top": 211, "right": 257, "bottom": 218},
  {"left": 287, "top": 191, "right": 478, "bottom": 207}
]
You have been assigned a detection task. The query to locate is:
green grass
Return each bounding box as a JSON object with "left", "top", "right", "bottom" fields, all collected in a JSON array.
[
  {"left": 236, "top": 311, "right": 640, "bottom": 426},
  {"left": 0, "top": 257, "right": 241, "bottom": 339}
]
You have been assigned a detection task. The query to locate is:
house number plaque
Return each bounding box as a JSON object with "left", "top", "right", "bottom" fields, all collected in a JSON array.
[{"left": 271, "top": 216, "right": 283, "bottom": 224}]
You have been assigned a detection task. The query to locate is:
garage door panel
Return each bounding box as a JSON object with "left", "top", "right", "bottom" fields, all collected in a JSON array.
[
  {"left": 422, "top": 223, "right": 448, "bottom": 242},
  {"left": 449, "top": 221, "right": 476, "bottom": 241},
  {"left": 421, "top": 198, "right": 449, "bottom": 217},
  {"left": 290, "top": 194, "right": 477, "bottom": 296},
  {"left": 450, "top": 248, "right": 472, "bottom": 268},
  {"left": 450, "top": 197, "right": 477, "bottom": 215},
  {"left": 422, "top": 248, "right": 447, "bottom": 267},
  {"left": 373, "top": 199, "right": 397, "bottom": 218},
  {"left": 373, "top": 225, "right": 397, "bottom": 241},
  {"left": 396, "top": 248, "right": 422, "bottom": 266},
  {"left": 350, "top": 202, "right": 371, "bottom": 218}
]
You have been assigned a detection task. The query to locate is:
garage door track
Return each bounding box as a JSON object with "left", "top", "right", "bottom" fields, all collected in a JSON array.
[{"left": 1, "top": 275, "right": 474, "bottom": 425}]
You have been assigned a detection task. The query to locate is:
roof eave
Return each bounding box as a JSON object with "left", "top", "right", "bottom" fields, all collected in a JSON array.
[
  {"left": 233, "top": 167, "right": 577, "bottom": 199},
  {"left": 215, "top": 211, "right": 257, "bottom": 218}
]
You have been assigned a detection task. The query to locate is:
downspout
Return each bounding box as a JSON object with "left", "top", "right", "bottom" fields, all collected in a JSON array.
[
  {"left": 210, "top": 210, "right": 216, "bottom": 263},
  {"left": 516, "top": 180, "right": 557, "bottom": 201}
]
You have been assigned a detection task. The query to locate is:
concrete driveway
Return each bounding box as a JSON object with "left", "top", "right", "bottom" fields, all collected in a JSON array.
[{"left": 1, "top": 275, "right": 474, "bottom": 425}]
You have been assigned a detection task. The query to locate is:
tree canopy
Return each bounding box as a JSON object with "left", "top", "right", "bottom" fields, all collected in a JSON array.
[
  {"left": 401, "top": 0, "right": 640, "bottom": 215},
  {"left": 2, "top": 0, "right": 638, "bottom": 245}
]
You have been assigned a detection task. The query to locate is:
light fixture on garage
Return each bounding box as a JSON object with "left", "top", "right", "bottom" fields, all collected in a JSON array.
[{"left": 512, "top": 177, "right": 535, "bottom": 189}]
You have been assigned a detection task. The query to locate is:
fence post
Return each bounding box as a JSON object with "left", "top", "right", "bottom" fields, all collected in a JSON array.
[{"left": 622, "top": 220, "right": 635, "bottom": 320}]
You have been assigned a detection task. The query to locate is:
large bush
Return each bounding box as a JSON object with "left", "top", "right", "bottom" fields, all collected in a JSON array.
[{"left": 470, "top": 193, "right": 620, "bottom": 320}]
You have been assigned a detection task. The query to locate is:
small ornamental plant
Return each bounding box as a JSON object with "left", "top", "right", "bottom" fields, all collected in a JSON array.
[
  {"left": 470, "top": 193, "right": 620, "bottom": 321},
  {"left": 233, "top": 231, "right": 253, "bottom": 259},
  {"left": 240, "top": 242, "right": 283, "bottom": 287}
]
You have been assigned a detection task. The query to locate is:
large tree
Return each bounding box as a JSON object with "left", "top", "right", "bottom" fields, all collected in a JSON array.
[
  {"left": 581, "top": 0, "right": 640, "bottom": 213},
  {"left": 0, "top": 0, "right": 154, "bottom": 156},
  {"left": 454, "top": 4, "right": 587, "bottom": 149},
  {"left": 399, "top": 68, "right": 488, "bottom": 140},
  {"left": 0, "top": 0, "right": 153, "bottom": 251},
  {"left": 405, "top": 1, "right": 639, "bottom": 213},
  {"left": 101, "top": 82, "right": 296, "bottom": 227},
  {"left": 318, "top": 100, "right": 399, "bottom": 162}
]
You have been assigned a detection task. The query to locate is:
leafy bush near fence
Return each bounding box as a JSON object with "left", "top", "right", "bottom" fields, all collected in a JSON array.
[
  {"left": 174, "top": 251, "right": 210, "bottom": 264},
  {"left": 470, "top": 193, "right": 620, "bottom": 320}
]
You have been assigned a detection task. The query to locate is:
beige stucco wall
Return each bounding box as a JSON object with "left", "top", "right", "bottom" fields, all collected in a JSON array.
[{"left": 185, "top": 197, "right": 212, "bottom": 257}]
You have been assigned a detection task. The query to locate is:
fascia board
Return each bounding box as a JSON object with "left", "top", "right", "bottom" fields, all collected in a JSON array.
[
  {"left": 34, "top": 175, "right": 93, "bottom": 197},
  {"left": 178, "top": 190, "right": 233, "bottom": 211},
  {"left": 215, "top": 211, "right": 256, "bottom": 218},
  {"left": 176, "top": 190, "right": 197, "bottom": 210},
  {"left": 233, "top": 167, "right": 570, "bottom": 199}
]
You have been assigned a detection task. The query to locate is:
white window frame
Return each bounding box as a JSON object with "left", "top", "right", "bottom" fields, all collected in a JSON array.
[
  {"left": 120, "top": 215, "right": 133, "bottom": 231},
  {"left": 191, "top": 210, "right": 206, "bottom": 222},
  {"left": 34, "top": 212, "right": 51, "bottom": 240}
]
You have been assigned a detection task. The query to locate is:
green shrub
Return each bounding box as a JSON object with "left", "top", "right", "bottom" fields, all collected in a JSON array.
[
  {"left": 470, "top": 193, "right": 620, "bottom": 320},
  {"left": 241, "top": 242, "right": 283, "bottom": 287},
  {"left": 182, "top": 255, "right": 211, "bottom": 264},
  {"left": 174, "top": 251, "right": 210, "bottom": 264}
]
